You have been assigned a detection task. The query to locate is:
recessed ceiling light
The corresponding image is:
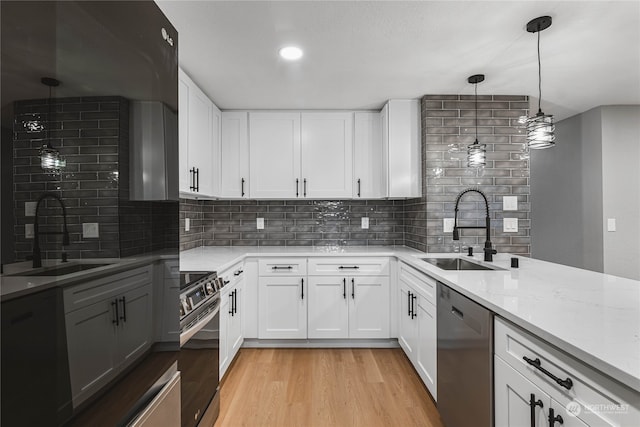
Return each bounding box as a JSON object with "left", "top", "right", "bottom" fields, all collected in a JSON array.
[{"left": 279, "top": 46, "right": 303, "bottom": 61}]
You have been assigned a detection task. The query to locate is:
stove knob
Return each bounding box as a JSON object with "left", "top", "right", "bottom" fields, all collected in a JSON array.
[{"left": 205, "top": 282, "right": 214, "bottom": 295}]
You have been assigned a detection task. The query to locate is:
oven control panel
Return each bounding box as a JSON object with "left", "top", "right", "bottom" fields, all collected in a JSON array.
[{"left": 179, "top": 272, "right": 218, "bottom": 320}]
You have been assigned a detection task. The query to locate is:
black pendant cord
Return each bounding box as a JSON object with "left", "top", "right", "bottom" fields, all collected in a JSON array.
[
  {"left": 47, "top": 84, "right": 52, "bottom": 147},
  {"left": 537, "top": 30, "right": 542, "bottom": 114},
  {"left": 474, "top": 82, "right": 478, "bottom": 144}
]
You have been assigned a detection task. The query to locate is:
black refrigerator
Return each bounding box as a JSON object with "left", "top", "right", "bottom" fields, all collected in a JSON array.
[{"left": 1, "top": 1, "right": 180, "bottom": 425}]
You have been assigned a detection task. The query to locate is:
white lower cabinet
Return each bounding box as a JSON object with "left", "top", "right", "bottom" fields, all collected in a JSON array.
[
  {"left": 219, "top": 264, "right": 245, "bottom": 379},
  {"left": 307, "top": 275, "right": 389, "bottom": 339},
  {"left": 64, "top": 265, "right": 153, "bottom": 408},
  {"left": 397, "top": 262, "right": 437, "bottom": 400},
  {"left": 258, "top": 276, "right": 307, "bottom": 339},
  {"left": 494, "top": 317, "right": 640, "bottom": 427}
]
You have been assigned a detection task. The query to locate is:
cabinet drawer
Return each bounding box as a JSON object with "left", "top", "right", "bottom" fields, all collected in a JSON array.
[
  {"left": 398, "top": 262, "right": 436, "bottom": 306},
  {"left": 64, "top": 265, "right": 153, "bottom": 314},
  {"left": 258, "top": 258, "right": 307, "bottom": 276},
  {"left": 495, "top": 317, "right": 640, "bottom": 425},
  {"left": 307, "top": 257, "right": 389, "bottom": 276}
]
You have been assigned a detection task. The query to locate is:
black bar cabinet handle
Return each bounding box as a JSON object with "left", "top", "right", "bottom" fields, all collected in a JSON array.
[
  {"left": 523, "top": 356, "right": 574, "bottom": 390},
  {"left": 196, "top": 168, "right": 199, "bottom": 192},
  {"left": 120, "top": 296, "right": 126, "bottom": 322},
  {"left": 112, "top": 299, "right": 119, "bottom": 326},
  {"left": 303, "top": 178, "right": 307, "bottom": 197},
  {"left": 234, "top": 290, "right": 238, "bottom": 315},
  {"left": 343, "top": 278, "right": 346, "bottom": 299},
  {"left": 529, "top": 393, "right": 543, "bottom": 427},
  {"left": 241, "top": 178, "right": 245, "bottom": 197},
  {"left": 407, "top": 291, "right": 412, "bottom": 317},
  {"left": 351, "top": 278, "right": 355, "bottom": 299},
  {"left": 229, "top": 293, "right": 234, "bottom": 316},
  {"left": 338, "top": 266, "right": 360, "bottom": 270},
  {"left": 189, "top": 168, "right": 195, "bottom": 191},
  {"left": 357, "top": 178, "right": 361, "bottom": 197},
  {"left": 549, "top": 408, "right": 563, "bottom": 426},
  {"left": 296, "top": 178, "right": 299, "bottom": 197},
  {"left": 411, "top": 294, "right": 417, "bottom": 319},
  {"left": 301, "top": 278, "right": 304, "bottom": 299},
  {"left": 272, "top": 266, "right": 293, "bottom": 270}
]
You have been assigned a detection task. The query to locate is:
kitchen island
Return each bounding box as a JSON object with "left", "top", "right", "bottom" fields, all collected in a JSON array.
[{"left": 180, "top": 245, "right": 640, "bottom": 396}]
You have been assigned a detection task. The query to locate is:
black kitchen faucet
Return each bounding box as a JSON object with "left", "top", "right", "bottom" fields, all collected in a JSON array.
[
  {"left": 32, "top": 192, "right": 70, "bottom": 268},
  {"left": 452, "top": 188, "right": 497, "bottom": 262}
]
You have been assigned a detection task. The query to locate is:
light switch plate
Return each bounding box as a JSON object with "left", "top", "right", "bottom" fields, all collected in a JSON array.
[
  {"left": 25, "top": 224, "right": 34, "bottom": 239},
  {"left": 503, "top": 196, "right": 518, "bottom": 211},
  {"left": 256, "top": 218, "right": 265, "bottom": 230},
  {"left": 83, "top": 223, "right": 99, "bottom": 238},
  {"left": 443, "top": 218, "right": 455, "bottom": 233},
  {"left": 25, "top": 201, "right": 37, "bottom": 217},
  {"left": 607, "top": 218, "right": 616, "bottom": 232},
  {"left": 185, "top": 218, "right": 190, "bottom": 232},
  {"left": 503, "top": 218, "right": 518, "bottom": 232},
  {"left": 361, "top": 217, "right": 369, "bottom": 229}
]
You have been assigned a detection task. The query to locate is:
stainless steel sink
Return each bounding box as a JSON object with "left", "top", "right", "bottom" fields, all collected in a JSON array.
[
  {"left": 8, "top": 263, "right": 112, "bottom": 277},
  {"left": 421, "top": 257, "right": 499, "bottom": 271}
]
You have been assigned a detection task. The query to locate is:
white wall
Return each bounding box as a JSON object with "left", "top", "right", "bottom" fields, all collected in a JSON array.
[
  {"left": 600, "top": 106, "right": 640, "bottom": 280},
  {"left": 531, "top": 105, "right": 640, "bottom": 280}
]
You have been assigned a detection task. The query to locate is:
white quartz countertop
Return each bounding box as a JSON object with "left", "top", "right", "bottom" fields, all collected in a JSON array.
[
  {"left": 180, "top": 245, "right": 640, "bottom": 393},
  {"left": 1, "top": 252, "right": 177, "bottom": 301}
]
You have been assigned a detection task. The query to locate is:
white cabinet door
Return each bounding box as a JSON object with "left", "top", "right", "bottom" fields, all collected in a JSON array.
[
  {"left": 349, "top": 276, "right": 390, "bottom": 339},
  {"left": 354, "top": 112, "right": 385, "bottom": 198},
  {"left": 398, "top": 281, "right": 418, "bottom": 359},
  {"left": 117, "top": 284, "right": 153, "bottom": 370},
  {"left": 188, "top": 84, "right": 214, "bottom": 196},
  {"left": 65, "top": 299, "right": 118, "bottom": 408},
  {"left": 301, "top": 112, "right": 353, "bottom": 198},
  {"left": 258, "top": 276, "right": 307, "bottom": 339},
  {"left": 495, "top": 355, "right": 549, "bottom": 427},
  {"left": 308, "top": 276, "right": 348, "bottom": 339},
  {"left": 415, "top": 299, "right": 437, "bottom": 400},
  {"left": 382, "top": 99, "right": 422, "bottom": 198},
  {"left": 249, "top": 112, "right": 301, "bottom": 199},
  {"left": 219, "top": 291, "right": 230, "bottom": 378},
  {"left": 211, "top": 104, "right": 222, "bottom": 196},
  {"left": 220, "top": 111, "right": 249, "bottom": 198}
]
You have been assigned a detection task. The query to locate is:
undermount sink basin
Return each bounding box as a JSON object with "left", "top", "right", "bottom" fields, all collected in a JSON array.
[
  {"left": 8, "top": 263, "right": 112, "bottom": 277},
  {"left": 421, "top": 257, "right": 499, "bottom": 271}
]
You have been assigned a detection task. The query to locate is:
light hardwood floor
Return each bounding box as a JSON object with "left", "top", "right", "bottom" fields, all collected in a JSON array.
[{"left": 214, "top": 348, "right": 444, "bottom": 427}]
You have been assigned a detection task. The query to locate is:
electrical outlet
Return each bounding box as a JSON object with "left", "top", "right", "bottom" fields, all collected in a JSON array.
[
  {"left": 185, "top": 218, "right": 190, "bottom": 232},
  {"left": 361, "top": 217, "right": 369, "bottom": 229},
  {"left": 607, "top": 218, "right": 616, "bottom": 232},
  {"left": 25, "top": 224, "right": 34, "bottom": 239},
  {"left": 443, "top": 218, "right": 455, "bottom": 233},
  {"left": 503, "top": 196, "right": 518, "bottom": 211},
  {"left": 256, "top": 218, "right": 265, "bottom": 230},
  {"left": 25, "top": 201, "right": 37, "bottom": 217},
  {"left": 82, "top": 223, "right": 99, "bottom": 238},
  {"left": 503, "top": 218, "right": 518, "bottom": 233}
]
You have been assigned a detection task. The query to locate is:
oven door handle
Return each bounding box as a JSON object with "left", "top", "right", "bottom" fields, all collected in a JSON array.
[{"left": 179, "top": 304, "right": 219, "bottom": 348}]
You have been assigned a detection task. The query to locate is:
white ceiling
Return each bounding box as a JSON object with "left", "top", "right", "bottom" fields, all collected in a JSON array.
[{"left": 156, "top": 0, "right": 640, "bottom": 121}]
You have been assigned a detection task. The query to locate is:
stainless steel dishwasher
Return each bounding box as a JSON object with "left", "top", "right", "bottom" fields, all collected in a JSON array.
[{"left": 437, "top": 282, "right": 493, "bottom": 427}]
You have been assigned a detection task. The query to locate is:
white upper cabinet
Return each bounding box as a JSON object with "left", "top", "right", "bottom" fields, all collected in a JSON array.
[
  {"left": 220, "top": 112, "right": 249, "bottom": 198},
  {"left": 354, "top": 112, "right": 385, "bottom": 198},
  {"left": 178, "top": 68, "right": 219, "bottom": 198},
  {"left": 249, "top": 112, "right": 301, "bottom": 199},
  {"left": 381, "top": 99, "right": 422, "bottom": 198},
  {"left": 300, "top": 112, "right": 353, "bottom": 199}
]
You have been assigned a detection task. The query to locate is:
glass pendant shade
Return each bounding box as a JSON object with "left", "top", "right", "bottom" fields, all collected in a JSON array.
[
  {"left": 526, "top": 111, "right": 555, "bottom": 149},
  {"left": 467, "top": 140, "right": 486, "bottom": 168}
]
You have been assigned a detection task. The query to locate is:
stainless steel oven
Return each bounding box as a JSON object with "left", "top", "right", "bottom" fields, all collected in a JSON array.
[{"left": 179, "top": 272, "right": 220, "bottom": 427}]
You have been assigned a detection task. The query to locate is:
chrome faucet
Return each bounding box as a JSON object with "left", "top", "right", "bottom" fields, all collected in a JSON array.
[
  {"left": 452, "top": 188, "right": 497, "bottom": 262},
  {"left": 32, "top": 192, "right": 70, "bottom": 268}
]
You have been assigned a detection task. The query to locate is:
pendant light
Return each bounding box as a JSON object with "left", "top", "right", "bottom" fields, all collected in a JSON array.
[
  {"left": 467, "top": 74, "right": 486, "bottom": 168},
  {"left": 523, "top": 16, "right": 555, "bottom": 149},
  {"left": 39, "top": 77, "right": 66, "bottom": 171}
]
